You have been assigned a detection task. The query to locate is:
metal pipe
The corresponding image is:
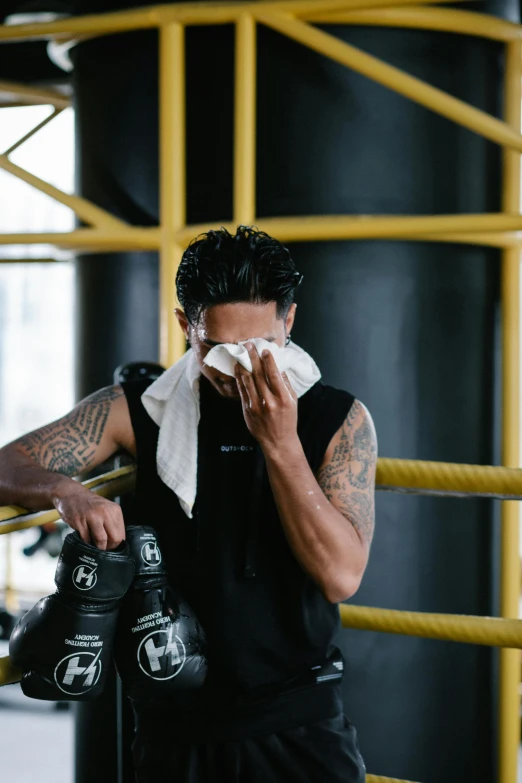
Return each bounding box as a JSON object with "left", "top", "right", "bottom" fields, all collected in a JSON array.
[
  {"left": 174, "top": 213, "right": 522, "bottom": 246},
  {"left": 159, "top": 23, "right": 187, "bottom": 368},
  {"left": 0, "top": 0, "right": 474, "bottom": 42},
  {"left": 0, "top": 228, "right": 161, "bottom": 251},
  {"left": 255, "top": 12, "right": 522, "bottom": 153},
  {"left": 0, "top": 157, "right": 127, "bottom": 229},
  {"left": 156, "top": 0, "right": 473, "bottom": 24},
  {"left": 306, "top": 6, "right": 521, "bottom": 42},
  {"left": 234, "top": 14, "right": 257, "bottom": 225},
  {"left": 2, "top": 218, "right": 522, "bottom": 255},
  {"left": 0, "top": 80, "right": 71, "bottom": 108},
  {"left": 498, "top": 38, "right": 522, "bottom": 783},
  {"left": 0, "top": 256, "right": 59, "bottom": 264},
  {"left": 408, "top": 232, "right": 516, "bottom": 248},
  {"left": 3, "top": 108, "right": 63, "bottom": 157}
]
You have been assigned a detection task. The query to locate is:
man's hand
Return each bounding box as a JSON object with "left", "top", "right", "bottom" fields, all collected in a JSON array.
[
  {"left": 53, "top": 484, "right": 125, "bottom": 551},
  {"left": 234, "top": 342, "right": 298, "bottom": 453},
  {"left": 0, "top": 384, "right": 134, "bottom": 551}
]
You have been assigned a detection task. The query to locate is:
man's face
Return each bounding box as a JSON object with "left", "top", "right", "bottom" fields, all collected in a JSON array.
[{"left": 175, "top": 301, "right": 296, "bottom": 400}]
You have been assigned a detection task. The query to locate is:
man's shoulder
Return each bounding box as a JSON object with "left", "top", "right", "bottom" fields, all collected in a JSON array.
[
  {"left": 303, "top": 380, "right": 356, "bottom": 409},
  {"left": 120, "top": 377, "right": 156, "bottom": 403},
  {"left": 298, "top": 382, "right": 357, "bottom": 447}
]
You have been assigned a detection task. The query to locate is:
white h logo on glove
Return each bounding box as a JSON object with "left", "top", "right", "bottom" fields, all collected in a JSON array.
[
  {"left": 141, "top": 541, "right": 162, "bottom": 566},
  {"left": 72, "top": 565, "right": 98, "bottom": 590},
  {"left": 63, "top": 654, "right": 98, "bottom": 686},
  {"left": 137, "top": 624, "right": 186, "bottom": 680},
  {"left": 54, "top": 651, "right": 102, "bottom": 695},
  {"left": 145, "top": 625, "right": 181, "bottom": 671}
]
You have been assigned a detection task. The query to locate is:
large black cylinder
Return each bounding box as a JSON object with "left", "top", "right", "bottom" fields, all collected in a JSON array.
[{"left": 72, "top": 4, "right": 514, "bottom": 781}]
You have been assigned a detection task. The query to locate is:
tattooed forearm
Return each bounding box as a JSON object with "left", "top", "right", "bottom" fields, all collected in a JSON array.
[
  {"left": 15, "top": 386, "right": 123, "bottom": 476},
  {"left": 317, "top": 400, "right": 377, "bottom": 546},
  {"left": 339, "top": 491, "right": 374, "bottom": 543}
]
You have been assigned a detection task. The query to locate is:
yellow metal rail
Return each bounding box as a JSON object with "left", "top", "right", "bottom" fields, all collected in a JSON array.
[
  {"left": 3, "top": 214, "right": 522, "bottom": 254},
  {"left": 173, "top": 212, "right": 522, "bottom": 244},
  {"left": 2, "top": 108, "right": 64, "bottom": 157},
  {"left": 257, "top": 11, "right": 522, "bottom": 153},
  {"left": 0, "top": 156, "right": 126, "bottom": 230},
  {"left": 307, "top": 6, "right": 520, "bottom": 40},
  {"left": 0, "top": 2, "right": 521, "bottom": 266},
  {"left": 0, "top": 80, "right": 70, "bottom": 108},
  {"left": 499, "top": 38, "right": 522, "bottom": 783},
  {"left": 234, "top": 13, "right": 257, "bottom": 226},
  {"left": 159, "top": 21, "right": 187, "bottom": 366},
  {"left": 0, "top": 0, "right": 478, "bottom": 42}
]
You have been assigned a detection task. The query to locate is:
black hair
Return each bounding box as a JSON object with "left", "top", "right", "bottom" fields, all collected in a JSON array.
[{"left": 176, "top": 225, "right": 303, "bottom": 325}]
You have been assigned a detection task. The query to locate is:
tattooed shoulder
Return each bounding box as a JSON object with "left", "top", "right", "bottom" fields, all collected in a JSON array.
[
  {"left": 15, "top": 385, "right": 124, "bottom": 476},
  {"left": 317, "top": 399, "right": 377, "bottom": 545}
]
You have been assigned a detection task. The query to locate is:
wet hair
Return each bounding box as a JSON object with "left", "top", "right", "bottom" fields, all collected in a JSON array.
[{"left": 176, "top": 225, "right": 303, "bottom": 325}]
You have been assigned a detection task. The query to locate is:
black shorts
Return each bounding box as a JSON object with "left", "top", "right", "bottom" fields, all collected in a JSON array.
[{"left": 132, "top": 712, "right": 366, "bottom": 783}]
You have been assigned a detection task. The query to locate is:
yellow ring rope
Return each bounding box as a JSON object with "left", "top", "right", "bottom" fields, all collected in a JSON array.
[
  {"left": 366, "top": 777, "right": 421, "bottom": 783},
  {"left": 0, "top": 605, "right": 518, "bottom": 692},
  {"left": 0, "top": 465, "right": 136, "bottom": 531},
  {"left": 0, "top": 655, "right": 21, "bottom": 686},
  {"left": 340, "top": 605, "right": 522, "bottom": 647},
  {"left": 376, "top": 457, "right": 522, "bottom": 498},
  {"left": 2, "top": 456, "right": 521, "bottom": 536}
]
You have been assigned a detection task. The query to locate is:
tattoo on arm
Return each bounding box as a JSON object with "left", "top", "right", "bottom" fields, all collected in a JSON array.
[
  {"left": 317, "top": 400, "right": 377, "bottom": 545},
  {"left": 15, "top": 386, "right": 123, "bottom": 476}
]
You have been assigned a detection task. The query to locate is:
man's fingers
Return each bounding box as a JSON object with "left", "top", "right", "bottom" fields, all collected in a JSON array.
[
  {"left": 74, "top": 520, "right": 91, "bottom": 545},
  {"left": 281, "top": 371, "right": 298, "bottom": 401},
  {"left": 245, "top": 343, "right": 272, "bottom": 400},
  {"left": 235, "top": 364, "right": 255, "bottom": 409},
  {"left": 105, "top": 513, "right": 125, "bottom": 550},
  {"left": 92, "top": 504, "right": 125, "bottom": 551},
  {"left": 89, "top": 520, "right": 108, "bottom": 551},
  {"left": 106, "top": 529, "right": 124, "bottom": 550},
  {"left": 57, "top": 492, "right": 127, "bottom": 551},
  {"left": 234, "top": 366, "right": 249, "bottom": 409},
  {"left": 261, "top": 350, "right": 288, "bottom": 396}
]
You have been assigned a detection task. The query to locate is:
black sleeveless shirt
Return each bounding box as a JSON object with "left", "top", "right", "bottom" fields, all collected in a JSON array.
[{"left": 122, "top": 375, "right": 354, "bottom": 705}]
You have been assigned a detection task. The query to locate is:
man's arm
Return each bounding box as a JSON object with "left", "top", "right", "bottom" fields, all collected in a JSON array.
[
  {"left": 316, "top": 400, "right": 377, "bottom": 553},
  {"left": 234, "top": 343, "right": 377, "bottom": 603},
  {"left": 0, "top": 385, "right": 135, "bottom": 549},
  {"left": 263, "top": 401, "right": 376, "bottom": 603}
]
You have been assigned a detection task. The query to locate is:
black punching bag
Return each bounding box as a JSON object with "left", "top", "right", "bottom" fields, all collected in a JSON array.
[{"left": 71, "top": 3, "right": 514, "bottom": 781}]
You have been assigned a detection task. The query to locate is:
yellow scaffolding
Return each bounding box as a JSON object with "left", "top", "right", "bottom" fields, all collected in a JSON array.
[{"left": 0, "top": 2, "right": 520, "bottom": 781}]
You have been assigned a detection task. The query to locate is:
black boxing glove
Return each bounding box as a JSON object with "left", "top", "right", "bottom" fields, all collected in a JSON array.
[
  {"left": 115, "top": 526, "right": 208, "bottom": 704},
  {"left": 9, "top": 532, "right": 135, "bottom": 701}
]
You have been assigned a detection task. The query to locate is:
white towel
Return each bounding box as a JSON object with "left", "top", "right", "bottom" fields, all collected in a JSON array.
[{"left": 141, "top": 338, "right": 321, "bottom": 518}]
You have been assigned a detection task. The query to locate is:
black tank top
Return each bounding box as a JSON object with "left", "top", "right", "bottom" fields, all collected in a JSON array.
[{"left": 122, "top": 374, "right": 354, "bottom": 703}]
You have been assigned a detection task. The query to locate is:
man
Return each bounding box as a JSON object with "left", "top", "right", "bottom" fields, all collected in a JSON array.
[{"left": 0, "top": 226, "right": 376, "bottom": 782}]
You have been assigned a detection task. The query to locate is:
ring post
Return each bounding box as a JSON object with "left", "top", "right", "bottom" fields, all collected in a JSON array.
[{"left": 499, "top": 38, "right": 522, "bottom": 783}]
